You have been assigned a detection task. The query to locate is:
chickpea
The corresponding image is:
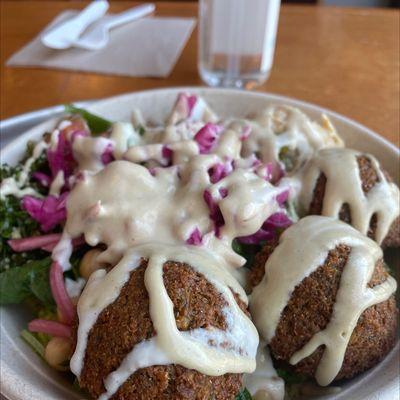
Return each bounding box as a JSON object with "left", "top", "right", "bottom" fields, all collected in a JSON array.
[
  {"left": 44, "top": 337, "right": 72, "bottom": 370},
  {"left": 79, "top": 249, "right": 102, "bottom": 280}
]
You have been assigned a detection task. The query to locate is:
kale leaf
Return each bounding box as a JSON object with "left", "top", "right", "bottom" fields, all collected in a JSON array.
[
  {"left": 64, "top": 104, "right": 112, "bottom": 135},
  {"left": 0, "top": 191, "right": 44, "bottom": 272},
  {"left": 0, "top": 151, "right": 52, "bottom": 272}
]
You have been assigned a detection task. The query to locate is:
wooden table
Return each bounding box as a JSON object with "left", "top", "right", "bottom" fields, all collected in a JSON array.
[{"left": 1, "top": 1, "right": 399, "bottom": 146}]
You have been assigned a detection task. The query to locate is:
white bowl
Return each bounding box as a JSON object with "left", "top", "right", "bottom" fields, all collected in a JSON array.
[{"left": 1, "top": 88, "right": 399, "bottom": 400}]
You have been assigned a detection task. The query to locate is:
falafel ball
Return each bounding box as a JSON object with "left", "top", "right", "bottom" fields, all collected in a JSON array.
[
  {"left": 73, "top": 259, "right": 248, "bottom": 400},
  {"left": 308, "top": 155, "right": 400, "bottom": 248},
  {"left": 250, "top": 242, "right": 398, "bottom": 382}
]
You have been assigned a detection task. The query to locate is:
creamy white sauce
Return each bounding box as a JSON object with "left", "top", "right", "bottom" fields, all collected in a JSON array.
[
  {"left": 71, "top": 244, "right": 259, "bottom": 399},
  {"left": 250, "top": 216, "right": 397, "bottom": 386},
  {"left": 110, "top": 122, "right": 140, "bottom": 160},
  {"left": 211, "top": 169, "right": 280, "bottom": 240},
  {"left": 167, "top": 95, "right": 218, "bottom": 126},
  {"left": 100, "top": 338, "right": 170, "bottom": 400},
  {"left": 0, "top": 140, "right": 48, "bottom": 199},
  {"left": 50, "top": 128, "right": 61, "bottom": 150},
  {"left": 72, "top": 136, "right": 114, "bottom": 173},
  {"left": 58, "top": 120, "right": 72, "bottom": 130},
  {"left": 52, "top": 232, "right": 73, "bottom": 271},
  {"left": 299, "top": 148, "right": 400, "bottom": 244},
  {"left": 0, "top": 179, "right": 39, "bottom": 199},
  {"left": 131, "top": 108, "right": 145, "bottom": 128},
  {"left": 65, "top": 277, "right": 86, "bottom": 299},
  {"left": 123, "top": 143, "right": 167, "bottom": 165},
  {"left": 49, "top": 170, "right": 64, "bottom": 196},
  {"left": 62, "top": 158, "right": 284, "bottom": 269},
  {"left": 244, "top": 342, "right": 285, "bottom": 400},
  {"left": 239, "top": 106, "right": 343, "bottom": 170}
]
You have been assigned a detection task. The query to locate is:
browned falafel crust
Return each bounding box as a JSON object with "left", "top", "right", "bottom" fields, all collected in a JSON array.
[
  {"left": 250, "top": 243, "right": 398, "bottom": 381},
  {"left": 74, "top": 260, "right": 246, "bottom": 400},
  {"left": 248, "top": 240, "right": 278, "bottom": 288},
  {"left": 308, "top": 155, "right": 400, "bottom": 248}
]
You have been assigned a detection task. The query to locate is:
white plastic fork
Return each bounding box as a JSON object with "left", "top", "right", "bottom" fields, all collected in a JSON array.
[
  {"left": 41, "top": 0, "right": 109, "bottom": 50},
  {"left": 72, "top": 3, "right": 155, "bottom": 50}
]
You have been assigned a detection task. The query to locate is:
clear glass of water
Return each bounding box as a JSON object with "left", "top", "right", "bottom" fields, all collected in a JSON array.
[{"left": 198, "top": 0, "right": 281, "bottom": 89}]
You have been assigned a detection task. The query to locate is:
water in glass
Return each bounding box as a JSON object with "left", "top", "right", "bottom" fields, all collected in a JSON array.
[{"left": 198, "top": 0, "right": 281, "bottom": 89}]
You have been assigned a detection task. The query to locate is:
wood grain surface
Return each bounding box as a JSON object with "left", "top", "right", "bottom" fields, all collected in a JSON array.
[{"left": 1, "top": 1, "right": 399, "bottom": 146}]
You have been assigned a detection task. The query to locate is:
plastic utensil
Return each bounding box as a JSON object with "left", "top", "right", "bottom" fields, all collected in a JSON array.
[
  {"left": 41, "top": 0, "right": 109, "bottom": 50},
  {"left": 72, "top": 3, "right": 156, "bottom": 50}
]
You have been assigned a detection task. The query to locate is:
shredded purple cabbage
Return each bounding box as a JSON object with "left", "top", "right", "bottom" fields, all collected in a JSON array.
[
  {"left": 276, "top": 189, "right": 289, "bottom": 206},
  {"left": 255, "top": 162, "right": 274, "bottom": 181},
  {"left": 47, "top": 135, "right": 75, "bottom": 179},
  {"left": 160, "top": 145, "right": 173, "bottom": 167},
  {"left": 32, "top": 172, "right": 51, "bottom": 187},
  {"left": 194, "top": 123, "right": 223, "bottom": 154},
  {"left": 22, "top": 192, "right": 68, "bottom": 232},
  {"left": 47, "top": 129, "right": 88, "bottom": 179},
  {"left": 208, "top": 161, "right": 233, "bottom": 184},
  {"left": 219, "top": 187, "right": 228, "bottom": 198},
  {"left": 203, "top": 189, "right": 225, "bottom": 237},
  {"left": 257, "top": 162, "right": 286, "bottom": 183},
  {"left": 185, "top": 94, "right": 197, "bottom": 117},
  {"left": 101, "top": 143, "right": 114, "bottom": 165},
  {"left": 252, "top": 158, "right": 262, "bottom": 168},
  {"left": 266, "top": 212, "right": 292, "bottom": 228},
  {"left": 172, "top": 93, "right": 198, "bottom": 122},
  {"left": 240, "top": 125, "right": 251, "bottom": 141},
  {"left": 237, "top": 212, "right": 292, "bottom": 244},
  {"left": 148, "top": 167, "right": 157, "bottom": 176},
  {"left": 186, "top": 228, "right": 203, "bottom": 245},
  {"left": 273, "top": 163, "right": 285, "bottom": 183},
  {"left": 237, "top": 229, "right": 275, "bottom": 244},
  {"left": 162, "top": 145, "right": 173, "bottom": 159}
]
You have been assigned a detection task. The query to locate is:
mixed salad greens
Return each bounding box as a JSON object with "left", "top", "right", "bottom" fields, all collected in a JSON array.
[
  {"left": 0, "top": 107, "right": 107, "bottom": 369},
  {"left": 0, "top": 100, "right": 307, "bottom": 399}
]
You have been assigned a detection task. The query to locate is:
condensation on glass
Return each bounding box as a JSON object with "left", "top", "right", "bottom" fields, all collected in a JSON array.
[{"left": 198, "top": 0, "right": 281, "bottom": 89}]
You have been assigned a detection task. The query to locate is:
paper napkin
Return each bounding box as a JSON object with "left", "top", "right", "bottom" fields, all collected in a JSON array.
[{"left": 7, "top": 11, "right": 196, "bottom": 78}]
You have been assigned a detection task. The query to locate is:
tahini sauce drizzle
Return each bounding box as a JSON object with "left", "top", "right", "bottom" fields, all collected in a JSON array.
[
  {"left": 299, "top": 148, "right": 400, "bottom": 244},
  {"left": 60, "top": 158, "right": 284, "bottom": 269},
  {"left": 244, "top": 341, "right": 284, "bottom": 400},
  {"left": 250, "top": 216, "right": 397, "bottom": 386},
  {"left": 0, "top": 140, "right": 48, "bottom": 199},
  {"left": 110, "top": 103, "right": 343, "bottom": 172},
  {"left": 72, "top": 136, "right": 114, "bottom": 173},
  {"left": 239, "top": 106, "right": 343, "bottom": 170},
  {"left": 71, "top": 244, "right": 259, "bottom": 400}
]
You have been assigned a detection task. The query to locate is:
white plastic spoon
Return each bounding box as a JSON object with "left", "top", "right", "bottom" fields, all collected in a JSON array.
[
  {"left": 41, "top": 0, "right": 109, "bottom": 50},
  {"left": 72, "top": 3, "right": 156, "bottom": 51}
]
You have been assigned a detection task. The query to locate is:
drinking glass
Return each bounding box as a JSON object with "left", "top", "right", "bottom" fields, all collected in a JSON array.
[{"left": 198, "top": 0, "right": 281, "bottom": 89}]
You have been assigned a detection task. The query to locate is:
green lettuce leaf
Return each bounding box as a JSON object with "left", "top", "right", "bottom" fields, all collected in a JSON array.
[
  {"left": 64, "top": 104, "right": 112, "bottom": 135},
  {"left": 0, "top": 257, "right": 54, "bottom": 305},
  {"left": 277, "top": 368, "right": 307, "bottom": 385},
  {"left": 236, "top": 388, "right": 252, "bottom": 400}
]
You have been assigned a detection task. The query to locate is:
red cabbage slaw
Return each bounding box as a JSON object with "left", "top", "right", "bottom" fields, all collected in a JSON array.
[{"left": 3, "top": 93, "right": 295, "bottom": 343}]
